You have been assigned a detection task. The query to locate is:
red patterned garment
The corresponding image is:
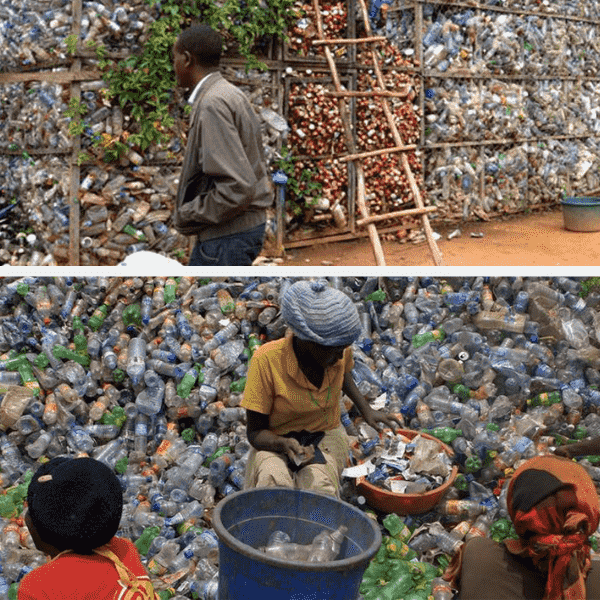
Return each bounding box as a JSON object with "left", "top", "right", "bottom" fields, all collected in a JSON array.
[{"left": 18, "top": 537, "right": 158, "bottom": 600}]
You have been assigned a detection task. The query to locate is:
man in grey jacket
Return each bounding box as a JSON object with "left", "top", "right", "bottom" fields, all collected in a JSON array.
[{"left": 172, "top": 24, "right": 273, "bottom": 266}]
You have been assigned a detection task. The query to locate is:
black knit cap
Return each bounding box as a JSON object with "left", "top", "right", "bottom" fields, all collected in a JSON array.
[{"left": 27, "top": 457, "right": 123, "bottom": 554}]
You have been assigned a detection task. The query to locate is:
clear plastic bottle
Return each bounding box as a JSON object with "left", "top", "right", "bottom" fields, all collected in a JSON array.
[
  {"left": 431, "top": 577, "right": 454, "bottom": 600},
  {"left": 208, "top": 453, "right": 235, "bottom": 488},
  {"left": 264, "top": 530, "right": 309, "bottom": 561},
  {"left": 307, "top": 525, "right": 347, "bottom": 562},
  {"left": 126, "top": 336, "right": 147, "bottom": 385},
  {"left": 465, "top": 512, "right": 494, "bottom": 541},
  {"left": 135, "top": 369, "right": 165, "bottom": 416},
  {"left": 66, "top": 424, "right": 94, "bottom": 453}
]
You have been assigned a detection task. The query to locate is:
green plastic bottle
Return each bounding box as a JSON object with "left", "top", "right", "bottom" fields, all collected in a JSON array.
[
  {"left": 0, "top": 495, "right": 17, "bottom": 518},
  {"left": 3, "top": 354, "right": 27, "bottom": 371},
  {"left": 464, "top": 455, "right": 482, "bottom": 473},
  {"left": 425, "top": 426, "right": 462, "bottom": 444},
  {"left": 17, "top": 361, "right": 40, "bottom": 396},
  {"left": 230, "top": 377, "right": 246, "bottom": 393},
  {"left": 452, "top": 383, "right": 472, "bottom": 401},
  {"left": 52, "top": 344, "right": 91, "bottom": 367},
  {"left": 74, "top": 332, "right": 88, "bottom": 356},
  {"left": 177, "top": 366, "right": 199, "bottom": 399},
  {"left": 115, "top": 457, "right": 128, "bottom": 474},
  {"left": 366, "top": 289, "right": 386, "bottom": 302},
  {"left": 527, "top": 390, "right": 561, "bottom": 408},
  {"left": 122, "top": 224, "right": 146, "bottom": 241},
  {"left": 382, "top": 513, "right": 412, "bottom": 542},
  {"left": 88, "top": 304, "right": 109, "bottom": 331},
  {"left": 163, "top": 278, "right": 178, "bottom": 305},
  {"left": 112, "top": 369, "right": 125, "bottom": 383},
  {"left": 248, "top": 333, "right": 262, "bottom": 356},
  {"left": 181, "top": 428, "right": 195, "bottom": 442},
  {"left": 102, "top": 406, "right": 126, "bottom": 428},
  {"left": 369, "top": 567, "right": 413, "bottom": 600},
  {"left": 135, "top": 526, "right": 161, "bottom": 556},
  {"left": 8, "top": 583, "right": 18, "bottom": 600},
  {"left": 490, "top": 518, "right": 518, "bottom": 543},
  {"left": 412, "top": 328, "right": 445, "bottom": 349},
  {"left": 72, "top": 315, "right": 84, "bottom": 333},
  {"left": 122, "top": 304, "right": 142, "bottom": 328},
  {"left": 454, "top": 473, "right": 469, "bottom": 492},
  {"left": 34, "top": 353, "right": 49, "bottom": 369}
]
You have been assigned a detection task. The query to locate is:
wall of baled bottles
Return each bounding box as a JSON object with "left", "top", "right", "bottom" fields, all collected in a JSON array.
[{"left": 2, "top": 0, "right": 600, "bottom": 264}]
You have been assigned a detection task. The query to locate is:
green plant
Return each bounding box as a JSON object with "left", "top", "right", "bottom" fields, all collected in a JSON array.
[
  {"left": 275, "top": 146, "right": 323, "bottom": 216},
  {"left": 195, "top": 0, "right": 296, "bottom": 71},
  {"left": 77, "top": 152, "right": 92, "bottom": 166},
  {"left": 65, "top": 34, "right": 78, "bottom": 54},
  {"left": 62, "top": 0, "right": 297, "bottom": 162},
  {"left": 64, "top": 98, "right": 88, "bottom": 137},
  {"left": 580, "top": 278, "right": 600, "bottom": 298}
]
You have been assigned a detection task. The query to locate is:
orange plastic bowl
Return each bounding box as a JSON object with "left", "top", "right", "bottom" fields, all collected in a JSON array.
[{"left": 356, "top": 428, "right": 458, "bottom": 515}]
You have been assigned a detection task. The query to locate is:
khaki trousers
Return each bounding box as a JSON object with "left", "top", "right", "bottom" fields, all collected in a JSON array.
[{"left": 244, "top": 425, "right": 349, "bottom": 498}]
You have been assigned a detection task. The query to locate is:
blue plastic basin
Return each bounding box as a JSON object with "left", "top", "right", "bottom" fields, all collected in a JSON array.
[
  {"left": 561, "top": 197, "right": 600, "bottom": 232},
  {"left": 212, "top": 487, "right": 382, "bottom": 600}
]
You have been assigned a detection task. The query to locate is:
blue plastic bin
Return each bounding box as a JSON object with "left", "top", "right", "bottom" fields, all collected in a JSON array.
[
  {"left": 212, "top": 487, "right": 382, "bottom": 600},
  {"left": 561, "top": 197, "right": 600, "bottom": 232}
]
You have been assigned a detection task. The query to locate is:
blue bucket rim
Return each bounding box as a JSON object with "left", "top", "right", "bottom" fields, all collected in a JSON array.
[
  {"left": 212, "top": 487, "right": 382, "bottom": 572},
  {"left": 561, "top": 196, "right": 600, "bottom": 205}
]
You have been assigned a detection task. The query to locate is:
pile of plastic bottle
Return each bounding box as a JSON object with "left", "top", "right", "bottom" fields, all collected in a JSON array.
[
  {"left": 0, "top": 275, "right": 600, "bottom": 600},
  {"left": 371, "top": 1, "right": 600, "bottom": 214}
]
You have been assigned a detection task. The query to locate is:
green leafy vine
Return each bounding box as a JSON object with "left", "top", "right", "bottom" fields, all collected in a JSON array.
[
  {"left": 275, "top": 146, "right": 323, "bottom": 216},
  {"left": 64, "top": 0, "right": 296, "bottom": 162}
]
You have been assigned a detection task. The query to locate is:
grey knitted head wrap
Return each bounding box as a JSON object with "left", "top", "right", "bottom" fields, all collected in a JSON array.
[{"left": 281, "top": 279, "right": 361, "bottom": 346}]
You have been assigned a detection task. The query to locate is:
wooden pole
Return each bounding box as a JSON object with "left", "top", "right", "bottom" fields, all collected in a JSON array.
[
  {"left": 311, "top": 0, "right": 387, "bottom": 266},
  {"left": 68, "top": 0, "right": 83, "bottom": 266},
  {"left": 356, "top": 0, "right": 444, "bottom": 266},
  {"left": 356, "top": 205, "right": 437, "bottom": 226},
  {"left": 341, "top": 145, "right": 418, "bottom": 162}
]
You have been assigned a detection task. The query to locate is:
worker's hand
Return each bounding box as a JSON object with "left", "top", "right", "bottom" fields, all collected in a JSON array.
[
  {"left": 280, "top": 438, "right": 315, "bottom": 466},
  {"left": 363, "top": 408, "right": 403, "bottom": 433}
]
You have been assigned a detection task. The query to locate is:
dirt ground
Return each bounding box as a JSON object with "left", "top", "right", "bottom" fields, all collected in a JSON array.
[{"left": 278, "top": 208, "right": 600, "bottom": 267}]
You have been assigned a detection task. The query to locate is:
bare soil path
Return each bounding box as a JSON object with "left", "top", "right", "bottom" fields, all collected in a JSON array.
[{"left": 280, "top": 209, "right": 600, "bottom": 267}]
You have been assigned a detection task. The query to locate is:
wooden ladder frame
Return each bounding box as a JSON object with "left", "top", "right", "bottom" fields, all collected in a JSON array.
[{"left": 311, "top": 0, "right": 444, "bottom": 266}]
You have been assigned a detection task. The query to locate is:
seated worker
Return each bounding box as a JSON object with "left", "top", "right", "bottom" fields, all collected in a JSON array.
[
  {"left": 444, "top": 454, "right": 600, "bottom": 600},
  {"left": 19, "top": 456, "right": 158, "bottom": 600},
  {"left": 241, "top": 279, "right": 401, "bottom": 498}
]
